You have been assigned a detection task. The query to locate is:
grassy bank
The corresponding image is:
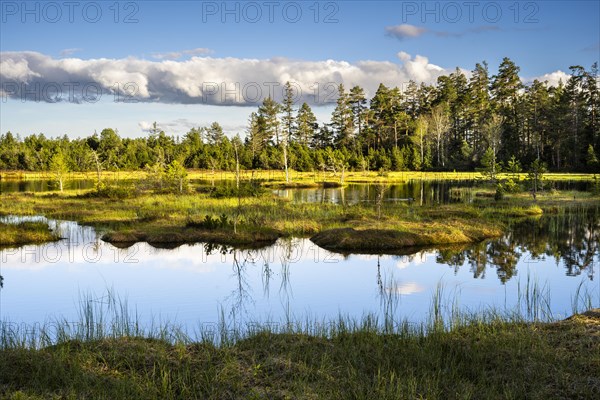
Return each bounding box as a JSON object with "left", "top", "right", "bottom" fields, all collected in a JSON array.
[
  {"left": 1, "top": 307, "right": 599, "bottom": 399},
  {"left": 0, "top": 221, "right": 60, "bottom": 247},
  {"left": 2, "top": 169, "right": 598, "bottom": 184},
  {"left": 1, "top": 186, "right": 598, "bottom": 251}
]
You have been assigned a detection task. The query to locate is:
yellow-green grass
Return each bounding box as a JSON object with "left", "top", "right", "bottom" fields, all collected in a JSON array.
[
  {"left": 3, "top": 169, "right": 597, "bottom": 184},
  {"left": 0, "top": 221, "right": 60, "bottom": 247},
  {"left": 1, "top": 186, "right": 598, "bottom": 251},
  {"left": 465, "top": 187, "right": 600, "bottom": 211},
  {"left": 0, "top": 190, "right": 503, "bottom": 249}
]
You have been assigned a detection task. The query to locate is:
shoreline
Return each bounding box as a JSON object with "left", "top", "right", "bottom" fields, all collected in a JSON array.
[{"left": 1, "top": 309, "right": 598, "bottom": 399}]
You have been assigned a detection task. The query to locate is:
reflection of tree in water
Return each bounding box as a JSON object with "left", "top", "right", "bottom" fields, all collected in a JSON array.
[
  {"left": 437, "top": 244, "right": 490, "bottom": 279},
  {"left": 467, "top": 243, "right": 488, "bottom": 280},
  {"left": 560, "top": 216, "right": 598, "bottom": 279},
  {"left": 203, "top": 242, "right": 230, "bottom": 256},
  {"left": 208, "top": 239, "right": 299, "bottom": 326},
  {"left": 436, "top": 248, "right": 467, "bottom": 275},
  {"left": 487, "top": 233, "right": 521, "bottom": 283},
  {"left": 204, "top": 243, "right": 255, "bottom": 327},
  {"left": 259, "top": 248, "right": 273, "bottom": 298},
  {"left": 278, "top": 239, "right": 295, "bottom": 306},
  {"left": 434, "top": 205, "right": 599, "bottom": 282},
  {"left": 375, "top": 256, "right": 400, "bottom": 329},
  {"left": 376, "top": 256, "right": 383, "bottom": 295},
  {"left": 511, "top": 205, "right": 599, "bottom": 280},
  {"left": 224, "top": 249, "right": 254, "bottom": 327}
]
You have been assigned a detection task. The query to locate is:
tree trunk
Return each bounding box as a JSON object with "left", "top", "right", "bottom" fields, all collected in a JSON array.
[{"left": 283, "top": 143, "right": 289, "bottom": 183}]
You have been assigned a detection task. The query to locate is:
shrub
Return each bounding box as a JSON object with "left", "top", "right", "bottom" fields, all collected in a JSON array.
[
  {"left": 199, "top": 182, "right": 266, "bottom": 198},
  {"left": 503, "top": 178, "right": 521, "bottom": 193},
  {"left": 81, "top": 183, "right": 135, "bottom": 199},
  {"left": 136, "top": 208, "right": 169, "bottom": 222},
  {"left": 494, "top": 183, "right": 505, "bottom": 201},
  {"left": 186, "top": 214, "right": 231, "bottom": 229}
]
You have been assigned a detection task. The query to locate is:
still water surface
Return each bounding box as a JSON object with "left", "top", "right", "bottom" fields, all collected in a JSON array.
[
  {"left": 1, "top": 204, "right": 598, "bottom": 331},
  {"left": 1, "top": 178, "right": 593, "bottom": 206}
]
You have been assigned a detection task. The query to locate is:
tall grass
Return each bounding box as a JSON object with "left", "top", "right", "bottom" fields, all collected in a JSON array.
[
  {"left": 1, "top": 282, "right": 598, "bottom": 399},
  {"left": 517, "top": 272, "right": 553, "bottom": 321},
  {"left": 2, "top": 273, "right": 595, "bottom": 352},
  {"left": 571, "top": 279, "right": 596, "bottom": 315}
]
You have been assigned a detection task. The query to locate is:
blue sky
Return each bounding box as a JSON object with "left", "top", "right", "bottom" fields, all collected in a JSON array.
[{"left": 1, "top": 0, "right": 599, "bottom": 138}]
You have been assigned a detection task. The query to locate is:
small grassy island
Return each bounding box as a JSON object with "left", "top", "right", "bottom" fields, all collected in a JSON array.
[{"left": 0, "top": 220, "right": 60, "bottom": 248}]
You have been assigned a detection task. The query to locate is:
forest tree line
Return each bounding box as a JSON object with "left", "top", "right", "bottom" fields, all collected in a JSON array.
[{"left": 1, "top": 57, "right": 599, "bottom": 174}]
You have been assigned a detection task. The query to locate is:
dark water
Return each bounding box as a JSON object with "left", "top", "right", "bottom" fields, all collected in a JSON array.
[
  {"left": 274, "top": 180, "right": 594, "bottom": 205},
  {"left": 1, "top": 205, "right": 598, "bottom": 331},
  {"left": 0, "top": 179, "right": 96, "bottom": 193}
]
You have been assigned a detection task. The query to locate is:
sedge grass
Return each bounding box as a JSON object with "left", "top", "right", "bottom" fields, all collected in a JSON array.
[{"left": 0, "top": 282, "right": 598, "bottom": 400}]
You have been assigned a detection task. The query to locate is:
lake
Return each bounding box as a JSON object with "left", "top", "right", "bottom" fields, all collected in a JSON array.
[{"left": 1, "top": 201, "right": 598, "bottom": 335}]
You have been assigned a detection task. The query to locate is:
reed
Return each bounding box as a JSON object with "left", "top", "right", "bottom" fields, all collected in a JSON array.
[{"left": 1, "top": 282, "right": 598, "bottom": 399}]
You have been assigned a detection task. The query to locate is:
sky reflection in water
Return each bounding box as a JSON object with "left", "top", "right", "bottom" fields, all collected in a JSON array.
[{"left": 1, "top": 206, "right": 598, "bottom": 330}]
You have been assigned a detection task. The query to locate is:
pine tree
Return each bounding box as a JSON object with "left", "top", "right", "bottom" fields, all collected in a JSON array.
[
  {"left": 295, "top": 102, "right": 318, "bottom": 146},
  {"left": 257, "top": 96, "right": 281, "bottom": 145},
  {"left": 281, "top": 81, "right": 296, "bottom": 143},
  {"left": 527, "top": 158, "right": 547, "bottom": 200},
  {"left": 467, "top": 62, "right": 491, "bottom": 157},
  {"left": 413, "top": 116, "right": 428, "bottom": 170},
  {"left": 246, "top": 112, "right": 265, "bottom": 166},
  {"left": 369, "top": 83, "right": 392, "bottom": 149},
  {"left": 586, "top": 144, "right": 599, "bottom": 172},
  {"left": 206, "top": 122, "right": 225, "bottom": 145},
  {"left": 312, "top": 124, "right": 334, "bottom": 149},
  {"left": 523, "top": 80, "right": 550, "bottom": 161},
  {"left": 331, "top": 84, "right": 354, "bottom": 148},
  {"left": 349, "top": 86, "right": 367, "bottom": 141},
  {"left": 491, "top": 57, "right": 522, "bottom": 159}
]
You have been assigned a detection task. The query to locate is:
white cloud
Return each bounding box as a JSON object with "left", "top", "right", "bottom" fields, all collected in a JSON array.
[
  {"left": 138, "top": 121, "right": 155, "bottom": 132},
  {"left": 0, "top": 57, "right": 40, "bottom": 82},
  {"left": 393, "top": 282, "right": 425, "bottom": 296},
  {"left": 524, "top": 70, "right": 570, "bottom": 87},
  {"left": 397, "top": 51, "right": 412, "bottom": 62},
  {"left": 2, "top": 51, "right": 569, "bottom": 108},
  {"left": 0, "top": 51, "right": 453, "bottom": 106},
  {"left": 385, "top": 24, "right": 427, "bottom": 40}
]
